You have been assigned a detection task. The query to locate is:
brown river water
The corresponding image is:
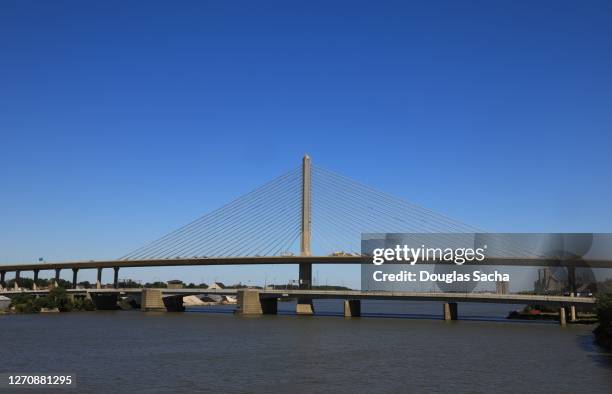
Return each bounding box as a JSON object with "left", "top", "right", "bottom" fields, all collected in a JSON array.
[{"left": 1, "top": 300, "right": 611, "bottom": 393}]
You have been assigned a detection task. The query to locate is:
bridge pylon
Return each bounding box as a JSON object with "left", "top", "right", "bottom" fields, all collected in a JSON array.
[{"left": 297, "top": 154, "right": 314, "bottom": 315}]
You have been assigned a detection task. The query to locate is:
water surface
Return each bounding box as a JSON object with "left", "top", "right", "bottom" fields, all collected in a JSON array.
[{"left": 1, "top": 301, "right": 610, "bottom": 393}]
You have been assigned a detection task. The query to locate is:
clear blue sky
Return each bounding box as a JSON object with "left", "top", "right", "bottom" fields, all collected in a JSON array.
[{"left": 1, "top": 1, "right": 611, "bottom": 288}]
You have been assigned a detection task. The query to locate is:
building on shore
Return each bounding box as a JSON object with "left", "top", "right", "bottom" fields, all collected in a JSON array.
[
  {"left": 167, "top": 280, "right": 184, "bottom": 289},
  {"left": 534, "top": 268, "right": 566, "bottom": 294},
  {"left": 495, "top": 281, "right": 509, "bottom": 295},
  {"left": 0, "top": 295, "right": 10, "bottom": 311}
]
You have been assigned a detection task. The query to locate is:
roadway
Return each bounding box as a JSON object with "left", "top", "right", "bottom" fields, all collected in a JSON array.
[
  {"left": 2, "top": 255, "right": 612, "bottom": 272},
  {"left": 1, "top": 288, "right": 595, "bottom": 307}
]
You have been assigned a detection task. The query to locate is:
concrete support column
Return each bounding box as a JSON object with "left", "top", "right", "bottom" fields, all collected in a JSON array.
[
  {"left": 113, "top": 267, "right": 119, "bottom": 288},
  {"left": 14, "top": 270, "right": 20, "bottom": 290},
  {"left": 235, "top": 289, "right": 263, "bottom": 315},
  {"left": 296, "top": 298, "right": 314, "bottom": 315},
  {"left": 570, "top": 305, "right": 577, "bottom": 322},
  {"left": 297, "top": 155, "right": 314, "bottom": 316},
  {"left": 141, "top": 289, "right": 165, "bottom": 311},
  {"left": 297, "top": 264, "right": 314, "bottom": 315},
  {"left": 54, "top": 268, "right": 61, "bottom": 288},
  {"left": 344, "top": 300, "right": 361, "bottom": 317},
  {"left": 0, "top": 271, "right": 5, "bottom": 288},
  {"left": 72, "top": 268, "right": 78, "bottom": 289},
  {"left": 33, "top": 269, "right": 39, "bottom": 291},
  {"left": 443, "top": 302, "right": 458, "bottom": 321},
  {"left": 96, "top": 267, "right": 103, "bottom": 289},
  {"left": 559, "top": 307, "right": 567, "bottom": 326},
  {"left": 300, "top": 155, "right": 312, "bottom": 256},
  {"left": 299, "top": 263, "right": 312, "bottom": 289}
]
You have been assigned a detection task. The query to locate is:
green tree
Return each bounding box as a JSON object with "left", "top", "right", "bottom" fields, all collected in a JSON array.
[
  {"left": 33, "top": 296, "right": 55, "bottom": 310},
  {"left": 14, "top": 301, "right": 39, "bottom": 313},
  {"left": 7, "top": 278, "right": 34, "bottom": 290},
  {"left": 594, "top": 294, "right": 612, "bottom": 349},
  {"left": 144, "top": 281, "right": 167, "bottom": 288},
  {"left": 56, "top": 279, "right": 73, "bottom": 288},
  {"left": 77, "top": 281, "right": 92, "bottom": 289},
  {"left": 48, "top": 287, "right": 71, "bottom": 311},
  {"left": 120, "top": 279, "right": 143, "bottom": 288},
  {"left": 73, "top": 297, "right": 95, "bottom": 311},
  {"left": 9, "top": 294, "right": 39, "bottom": 313}
]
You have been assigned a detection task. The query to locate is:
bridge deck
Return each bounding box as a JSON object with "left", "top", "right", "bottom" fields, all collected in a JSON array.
[
  {"left": 1, "top": 255, "right": 611, "bottom": 272},
  {"left": 1, "top": 288, "right": 594, "bottom": 306}
]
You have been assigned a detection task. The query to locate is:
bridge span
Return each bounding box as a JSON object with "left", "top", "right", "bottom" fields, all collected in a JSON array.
[
  {"left": 1, "top": 255, "right": 609, "bottom": 291},
  {"left": 1, "top": 156, "right": 609, "bottom": 321},
  {"left": 1, "top": 287, "right": 593, "bottom": 326}
]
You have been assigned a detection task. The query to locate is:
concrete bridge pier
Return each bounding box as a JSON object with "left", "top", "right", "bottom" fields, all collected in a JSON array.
[
  {"left": 71, "top": 268, "right": 79, "bottom": 289},
  {"left": 296, "top": 298, "right": 314, "bottom": 314},
  {"left": 297, "top": 155, "right": 315, "bottom": 316},
  {"left": 570, "top": 305, "right": 577, "bottom": 322},
  {"left": 236, "top": 289, "right": 262, "bottom": 315},
  {"left": 33, "top": 269, "right": 39, "bottom": 290},
  {"left": 559, "top": 307, "right": 567, "bottom": 326},
  {"left": 296, "top": 263, "right": 314, "bottom": 315},
  {"left": 235, "top": 289, "right": 278, "bottom": 315},
  {"left": 96, "top": 267, "right": 103, "bottom": 289},
  {"left": 14, "top": 270, "right": 20, "bottom": 290},
  {"left": 54, "top": 268, "right": 61, "bottom": 287},
  {"left": 0, "top": 271, "right": 5, "bottom": 289},
  {"left": 113, "top": 267, "right": 119, "bottom": 288},
  {"left": 443, "top": 302, "right": 458, "bottom": 321},
  {"left": 344, "top": 300, "right": 361, "bottom": 317},
  {"left": 141, "top": 289, "right": 165, "bottom": 311}
]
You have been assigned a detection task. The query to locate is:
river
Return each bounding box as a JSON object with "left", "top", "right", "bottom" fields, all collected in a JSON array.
[{"left": 1, "top": 300, "right": 611, "bottom": 393}]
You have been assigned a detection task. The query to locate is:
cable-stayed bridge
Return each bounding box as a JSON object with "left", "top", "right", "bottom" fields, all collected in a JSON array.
[
  {"left": 2, "top": 156, "right": 609, "bottom": 271},
  {"left": 0, "top": 156, "right": 607, "bottom": 322},
  {"left": 117, "top": 156, "right": 479, "bottom": 260},
  {"left": 1, "top": 155, "right": 486, "bottom": 289}
]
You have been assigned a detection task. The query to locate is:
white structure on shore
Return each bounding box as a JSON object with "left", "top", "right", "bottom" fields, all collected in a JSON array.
[{"left": 0, "top": 295, "right": 10, "bottom": 311}]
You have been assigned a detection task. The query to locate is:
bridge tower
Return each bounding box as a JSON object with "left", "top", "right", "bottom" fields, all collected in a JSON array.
[
  {"left": 297, "top": 154, "right": 314, "bottom": 314},
  {"left": 300, "top": 154, "right": 312, "bottom": 258}
]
